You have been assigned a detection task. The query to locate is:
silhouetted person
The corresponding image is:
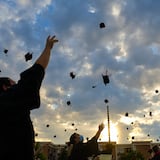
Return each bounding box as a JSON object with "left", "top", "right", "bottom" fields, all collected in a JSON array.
[
  {"left": 152, "top": 145, "right": 160, "bottom": 160},
  {"left": 67, "top": 123, "right": 104, "bottom": 160},
  {"left": 148, "top": 148, "right": 153, "bottom": 160},
  {"left": 0, "top": 35, "right": 58, "bottom": 160}
]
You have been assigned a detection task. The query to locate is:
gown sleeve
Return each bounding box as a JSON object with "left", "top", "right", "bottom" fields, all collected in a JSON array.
[
  {"left": 83, "top": 136, "right": 99, "bottom": 157},
  {"left": 0, "top": 64, "right": 45, "bottom": 110}
]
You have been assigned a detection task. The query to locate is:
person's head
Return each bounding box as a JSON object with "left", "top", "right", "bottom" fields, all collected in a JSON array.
[
  {"left": 148, "top": 148, "right": 153, "bottom": 154},
  {"left": 69, "top": 133, "right": 84, "bottom": 144},
  {"left": 152, "top": 145, "right": 160, "bottom": 153},
  {"left": 0, "top": 77, "right": 16, "bottom": 94}
]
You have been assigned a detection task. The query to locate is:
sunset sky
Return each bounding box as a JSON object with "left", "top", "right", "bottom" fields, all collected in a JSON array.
[{"left": 1, "top": 0, "right": 160, "bottom": 144}]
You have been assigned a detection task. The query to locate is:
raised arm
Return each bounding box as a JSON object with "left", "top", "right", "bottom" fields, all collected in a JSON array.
[
  {"left": 94, "top": 123, "right": 105, "bottom": 140},
  {"left": 35, "top": 35, "right": 58, "bottom": 69}
]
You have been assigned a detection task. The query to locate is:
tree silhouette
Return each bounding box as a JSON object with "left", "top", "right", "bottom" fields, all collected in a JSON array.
[{"left": 118, "top": 150, "right": 144, "bottom": 160}]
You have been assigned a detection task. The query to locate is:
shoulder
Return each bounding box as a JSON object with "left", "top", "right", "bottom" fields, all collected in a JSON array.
[
  {"left": 19, "top": 64, "right": 45, "bottom": 83},
  {"left": 21, "top": 63, "right": 44, "bottom": 76}
]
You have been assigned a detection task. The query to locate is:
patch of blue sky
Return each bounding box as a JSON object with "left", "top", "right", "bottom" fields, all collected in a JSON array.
[
  {"left": 149, "top": 43, "right": 160, "bottom": 55},
  {"left": 3, "top": 0, "right": 16, "bottom": 8}
]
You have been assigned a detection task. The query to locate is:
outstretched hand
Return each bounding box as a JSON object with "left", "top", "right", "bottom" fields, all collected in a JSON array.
[
  {"left": 94, "top": 123, "right": 105, "bottom": 140},
  {"left": 45, "top": 35, "right": 58, "bottom": 50},
  {"left": 35, "top": 35, "right": 59, "bottom": 69},
  {"left": 98, "top": 123, "right": 105, "bottom": 132}
]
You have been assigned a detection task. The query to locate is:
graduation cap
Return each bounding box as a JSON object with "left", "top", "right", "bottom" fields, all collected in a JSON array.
[
  {"left": 46, "top": 124, "right": 50, "bottom": 127},
  {"left": 70, "top": 72, "right": 76, "bottom": 79},
  {"left": 125, "top": 112, "right": 129, "bottom": 117},
  {"left": 104, "top": 99, "right": 109, "bottom": 103},
  {"left": 155, "top": 90, "right": 159, "bottom": 93},
  {"left": 25, "top": 52, "right": 32, "bottom": 61},
  {"left": 3, "top": 49, "right": 8, "bottom": 54},
  {"left": 67, "top": 101, "right": 71, "bottom": 106},
  {"left": 35, "top": 133, "right": 38, "bottom": 137},
  {"left": 99, "top": 22, "right": 105, "bottom": 28},
  {"left": 92, "top": 85, "right": 96, "bottom": 88},
  {"left": 102, "top": 73, "right": 110, "bottom": 85},
  {"left": 149, "top": 111, "right": 152, "bottom": 116}
]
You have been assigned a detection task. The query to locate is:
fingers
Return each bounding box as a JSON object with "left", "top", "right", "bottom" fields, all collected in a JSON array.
[
  {"left": 47, "top": 35, "right": 59, "bottom": 43},
  {"left": 47, "top": 35, "right": 51, "bottom": 40},
  {"left": 51, "top": 35, "right": 56, "bottom": 40},
  {"left": 52, "top": 36, "right": 59, "bottom": 43},
  {"left": 99, "top": 123, "right": 105, "bottom": 130}
]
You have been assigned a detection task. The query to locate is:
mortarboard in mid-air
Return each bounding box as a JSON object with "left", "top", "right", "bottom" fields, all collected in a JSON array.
[{"left": 25, "top": 52, "right": 33, "bottom": 61}]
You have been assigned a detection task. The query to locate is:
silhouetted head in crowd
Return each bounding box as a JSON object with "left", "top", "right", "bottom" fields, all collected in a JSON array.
[
  {"left": 0, "top": 77, "right": 16, "bottom": 94},
  {"left": 152, "top": 145, "right": 160, "bottom": 153},
  {"left": 69, "top": 133, "right": 84, "bottom": 144}
]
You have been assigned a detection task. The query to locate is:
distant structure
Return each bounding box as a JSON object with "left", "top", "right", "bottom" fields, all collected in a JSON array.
[
  {"left": 107, "top": 105, "right": 111, "bottom": 143},
  {"left": 35, "top": 140, "right": 156, "bottom": 160}
]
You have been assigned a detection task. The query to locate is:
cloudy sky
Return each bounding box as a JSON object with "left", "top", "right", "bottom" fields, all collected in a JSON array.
[{"left": 1, "top": 0, "right": 160, "bottom": 144}]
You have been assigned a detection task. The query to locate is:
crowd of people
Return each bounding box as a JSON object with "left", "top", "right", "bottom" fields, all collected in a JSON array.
[
  {"left": 1, "top": 35, "right": 160, "bottom": 160},
  {"left": 0, "top": 35, "right": 105, "bottom": 160}
]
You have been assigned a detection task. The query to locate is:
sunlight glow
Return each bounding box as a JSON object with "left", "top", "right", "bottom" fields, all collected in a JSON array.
[
  {"left": 119, "top": 116, "right": 135, "bottom": 125},
  {"left": 100, "top": 121, "right": 118, "bottom": 142}
]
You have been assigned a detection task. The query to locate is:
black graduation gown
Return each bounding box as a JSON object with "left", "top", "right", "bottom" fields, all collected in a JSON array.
[
  {"left": 69, "top": 136, "right": 99, "bottom": 160},
  {"left": 0, "top": 64, "right": 44, "bottom": 160}
]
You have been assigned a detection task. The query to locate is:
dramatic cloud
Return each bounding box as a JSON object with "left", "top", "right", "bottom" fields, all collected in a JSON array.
[{"left": 1, "top": 0, "right": 160, "bottom": 144}]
